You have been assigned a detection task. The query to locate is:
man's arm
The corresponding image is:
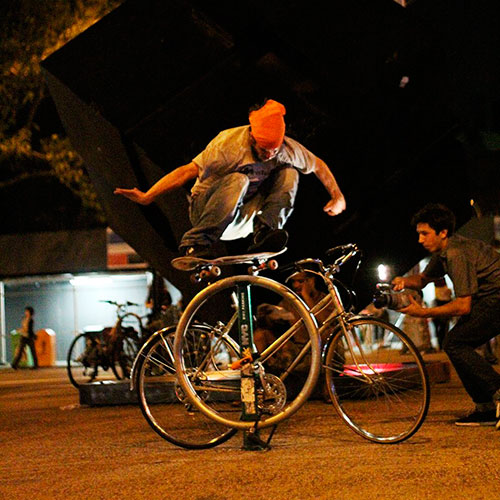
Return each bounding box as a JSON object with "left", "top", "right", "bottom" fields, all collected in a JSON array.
[
  {"left": 311, "top": 158, "right": 346, "bottom": 216},
  {"left": 399, "top": 295, "right": 471, "bottom": 318},
  {"left": 114, "top": 162, "right": 199, "bottom": 205},
  {"left": 392, "top": 273, "right": 434, "bottom": 291}
]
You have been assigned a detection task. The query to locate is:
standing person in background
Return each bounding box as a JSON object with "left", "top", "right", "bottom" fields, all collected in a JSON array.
[{"left": 12, "top": 306, "right": 38, "bottom": 370}]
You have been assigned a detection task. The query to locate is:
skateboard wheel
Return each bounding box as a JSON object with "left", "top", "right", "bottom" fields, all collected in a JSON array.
[
  {"left": 268, "top": 260, "right": 278, "bottom": 270},
  {"left": 199, "top": 269, "right": 211, "bottom": 280},
  {"left": 211, "top": 266, "right": 221, "bottom": 277}
]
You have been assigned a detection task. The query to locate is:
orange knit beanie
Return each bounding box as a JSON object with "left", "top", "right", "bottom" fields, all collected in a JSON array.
[{"left": 249, "top": 99, "right": 286, "bottom": 149}]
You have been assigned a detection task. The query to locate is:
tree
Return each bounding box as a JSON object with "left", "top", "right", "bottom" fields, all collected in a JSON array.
[{"left": 0, "top": 0, "right": 124, "bottom": 233}]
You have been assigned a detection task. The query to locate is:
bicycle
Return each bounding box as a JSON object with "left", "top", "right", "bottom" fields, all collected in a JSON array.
[
  {"left": 67, "top": 300, "right": 147, "bottom": 388},
  {"left": 134, "top": 244, "right": 430, "bottom": 448}
]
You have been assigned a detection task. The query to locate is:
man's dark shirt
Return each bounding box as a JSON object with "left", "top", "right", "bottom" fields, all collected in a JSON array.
[{"left": 423, "top": 234, "right": 500, "bottom": 300}]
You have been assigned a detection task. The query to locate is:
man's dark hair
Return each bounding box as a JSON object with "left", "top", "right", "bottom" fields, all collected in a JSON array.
[
  {"left": 248, "top": 98, "right": 270, "bottom": 115},
  {"left": 411, "top": 203, "right": 456, "bottom": 236}
]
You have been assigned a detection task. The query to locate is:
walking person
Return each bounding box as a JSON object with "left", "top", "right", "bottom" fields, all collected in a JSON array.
[{"left": 12, "top": 306, "right": 39, "bottom": 370}]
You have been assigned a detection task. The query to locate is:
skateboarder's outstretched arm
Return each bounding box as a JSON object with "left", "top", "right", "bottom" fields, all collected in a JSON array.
[
  {"left": 114, "top": 162, "right": 199, "bottom": 205},
  {"left": 311, "top": 158, "right": 346, "bottom": 216}
]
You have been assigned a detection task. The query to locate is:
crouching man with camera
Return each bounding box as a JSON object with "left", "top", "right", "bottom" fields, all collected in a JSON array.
[{"left": 392, "top": 203, "right": 500, "bottom": 428}]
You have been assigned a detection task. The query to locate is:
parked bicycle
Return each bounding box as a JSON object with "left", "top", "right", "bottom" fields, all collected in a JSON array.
[
  {"left": 132, "top": 244, "right": 430, "bottom": 449},
  {"left": 67, "top": 300, "right": 147, "bottom": 388}
]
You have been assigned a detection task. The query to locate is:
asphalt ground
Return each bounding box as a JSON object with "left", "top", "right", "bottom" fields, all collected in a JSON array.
[{"left": 1, "top": 356, "right": 499, "bottom": 500}]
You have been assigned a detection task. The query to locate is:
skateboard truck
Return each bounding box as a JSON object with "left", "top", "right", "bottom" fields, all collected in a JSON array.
[
  {"left": 190, "top": 265, "right": 221, "bottom": 284},
  {"left": 248, "top": 258, "right": 279, "bottom": 276}
]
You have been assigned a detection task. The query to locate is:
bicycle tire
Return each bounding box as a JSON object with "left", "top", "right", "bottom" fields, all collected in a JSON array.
[
  {"left": 111, "top": 333, "right": 138, "bottom": 380},
  {"left": 67, "top": 332, "right": 114, "bottom": 388},
  {"left": 110, "top": 312, "right": 143, "bottom": 380},
  {"left": 324, "top": 316, "right": 430, "bottom": 443},
  {"left": 136, "top": 326, "right": 239, "bottom": 449},
  {"left": 174, "top": 275, "right": 320, "bottom": 430}
]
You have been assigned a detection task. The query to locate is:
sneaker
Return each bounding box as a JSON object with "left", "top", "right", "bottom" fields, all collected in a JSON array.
[
  {"left": 248, "top": 228, "right": 288, "bottom": 253},
  {"left": 455, "top": 409, "right": 497, "bottom": 426}
]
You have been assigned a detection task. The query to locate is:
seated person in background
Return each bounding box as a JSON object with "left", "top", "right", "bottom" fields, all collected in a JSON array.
[
  {"left": 254, "top": 271, "right": 335, "bottom": 400},
  {"left": 254, "top": 271, "right": 329, "bottom": 354},
  {"left": 146, "top": 291, "right": 181, "bottom": 332}
]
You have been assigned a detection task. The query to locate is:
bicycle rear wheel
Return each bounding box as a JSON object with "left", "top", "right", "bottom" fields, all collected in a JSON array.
[
  {"left": 111, "top": 333, "right": 138, "bottom": 380},
  {"left": 67, "top": 332, "right": 114, "bottom": 388},
  {"left": 174, "top": 275, "right": 320, "bottom": 430},
  {"left": 324, "top": 317, "right": 430, "bottom": 443},
  {"left": 136, "top": 325, "right": 239, "bottom": 449}
]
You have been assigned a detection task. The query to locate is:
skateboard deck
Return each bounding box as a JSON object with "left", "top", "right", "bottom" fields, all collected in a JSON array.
[{"left": 172, "top": 248, "right": 287, "bottom": 271}]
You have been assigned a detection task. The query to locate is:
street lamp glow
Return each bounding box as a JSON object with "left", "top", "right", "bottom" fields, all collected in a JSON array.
[{"left": 377, "top": 264, "right": 390, "bottom": 282}]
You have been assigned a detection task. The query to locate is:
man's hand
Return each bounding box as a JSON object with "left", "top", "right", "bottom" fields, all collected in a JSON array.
[
  {"left": 114, "top": 187, "right": 152, "bottom": 205},
  {"left": 392, "top": 277, "right": 406, "bottom": 291},
  {"left": 398, "top": 295, "right": 427, "bottom": 317},
  {"left": 323, "top": 194, "right": 346, "bottom": 216}
]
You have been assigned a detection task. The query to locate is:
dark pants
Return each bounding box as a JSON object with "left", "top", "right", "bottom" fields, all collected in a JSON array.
[
  {"left": 443, "top": 296, "right": 500, "bottom": 404},
  {"left": 12, "top": 336, "right": 38, "bottom": 369}
]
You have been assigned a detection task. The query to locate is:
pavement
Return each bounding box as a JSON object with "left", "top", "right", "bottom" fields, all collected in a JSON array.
[{"left": 1, "top": 355, "right": 500, "bottom": 500}]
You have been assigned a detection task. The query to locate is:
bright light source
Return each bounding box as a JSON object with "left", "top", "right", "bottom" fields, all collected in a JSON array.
[
  {"left": 70, "top": 276, "right": 114, "bottom": 287},
  {"left": 377, "top": 264, "right": 391, "bottom": 282}
]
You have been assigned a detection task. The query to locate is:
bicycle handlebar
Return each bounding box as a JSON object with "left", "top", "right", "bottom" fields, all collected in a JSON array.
[
  {"left": 291, "top": 243, "right": 360, "bottom": 276},
  {"left": 99, "top": 300, "right": 139, "bottom": 308}
]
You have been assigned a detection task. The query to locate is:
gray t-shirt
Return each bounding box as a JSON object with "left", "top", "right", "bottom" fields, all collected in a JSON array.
[
  {"left": 191, "top": 125, "right": 321, "bottom": 198},
  {"left": 423, "top": 234, "right": 500, "bottom": 299}
]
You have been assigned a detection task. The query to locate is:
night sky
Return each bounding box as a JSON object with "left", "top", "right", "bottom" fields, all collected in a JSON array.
[{"left": 36, "top": 0, "right": 500, "bottom": 302}]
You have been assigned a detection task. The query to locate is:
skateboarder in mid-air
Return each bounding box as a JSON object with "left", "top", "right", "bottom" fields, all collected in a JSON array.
[{"left": 115, "top": 99, "right": 346, "bottom": 258}]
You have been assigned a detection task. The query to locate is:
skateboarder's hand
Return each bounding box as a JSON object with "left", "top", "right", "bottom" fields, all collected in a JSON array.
[
  {"left": 323, "top": 194, "right": 346, "bottom": 216},
  {"left": 114, "top": 187, "right": 152, "bottom": 205}
]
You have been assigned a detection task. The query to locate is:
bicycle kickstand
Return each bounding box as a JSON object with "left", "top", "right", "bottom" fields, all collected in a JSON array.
[{"left": 242, "top": 422, "right": 278, "bottom": 451}]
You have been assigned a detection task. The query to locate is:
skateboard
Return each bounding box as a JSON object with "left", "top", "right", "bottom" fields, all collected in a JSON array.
[{"left": 171, "top": 248, "right": 287, "bottom": 281}]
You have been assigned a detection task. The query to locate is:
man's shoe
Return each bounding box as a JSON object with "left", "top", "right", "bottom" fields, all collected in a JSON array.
[
  {"left": 248, "top": 228, "right": 288, "bottom": 253},
  {"left": 183, "top": 245, "right": 214, "bottom": 259},
  {"left": 455, "top": 409, "right": 497, "bottom": 426}
]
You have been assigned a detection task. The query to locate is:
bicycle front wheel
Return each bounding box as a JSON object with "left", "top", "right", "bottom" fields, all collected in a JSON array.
[
  {"left": 136, "top": 326, "right": 238, "bottom": 449},
  {"left": 324, "top": 317, "right": 430, "bottom": 443},
  {"left": 174, "top": 275, "right": 320, "bottom": 430}
]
